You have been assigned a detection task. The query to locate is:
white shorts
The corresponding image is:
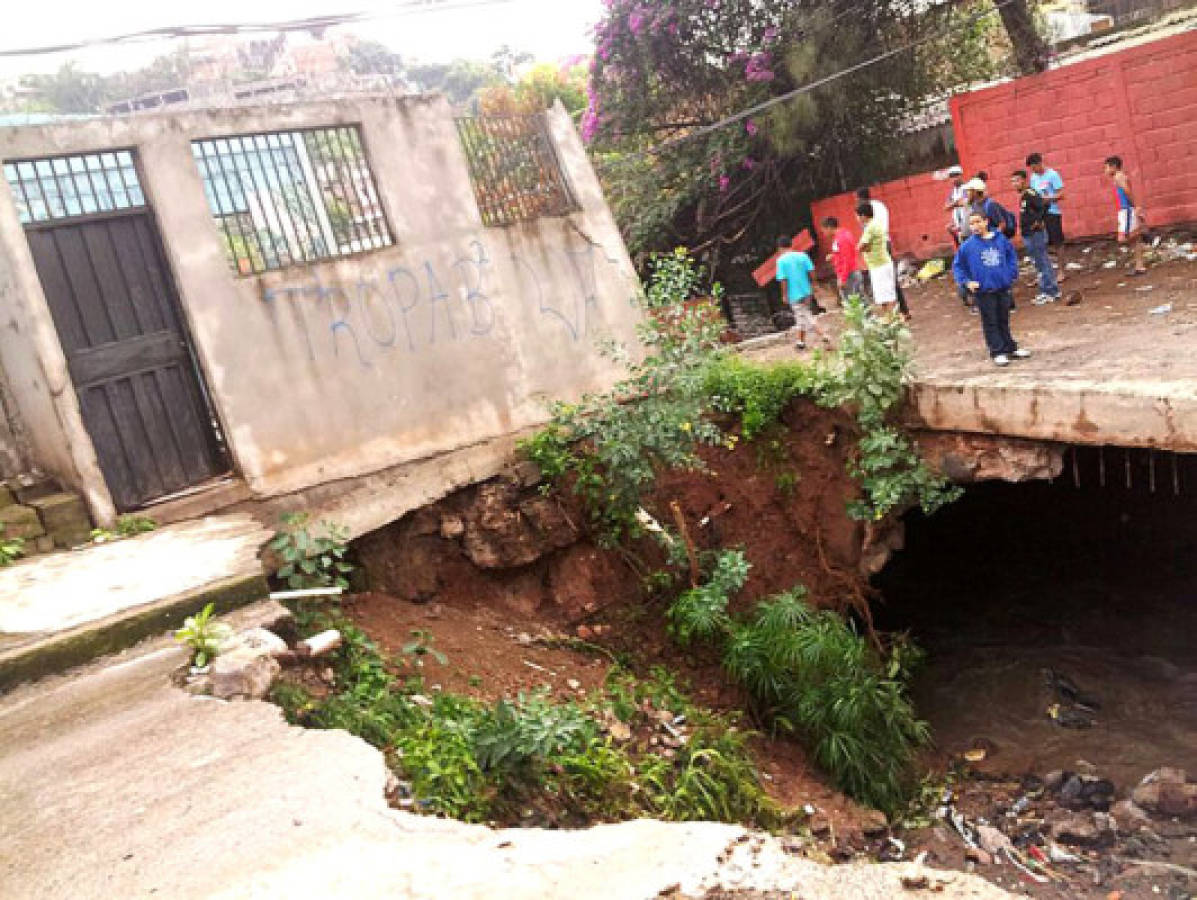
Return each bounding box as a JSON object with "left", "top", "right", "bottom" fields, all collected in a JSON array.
[
  {"left": 789, "top": 298, "right": 817, "bottom": 330},
  {"left": 1117, "top": 207, "right": 1139, "bottom": 237},
  {"left": 868, "top": 262, "right": 897, "bottom": 306}
]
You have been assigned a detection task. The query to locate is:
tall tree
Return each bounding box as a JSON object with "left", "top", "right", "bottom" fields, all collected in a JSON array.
[{"left": 996, "top": 0, "right": 1050, "bottom": 74}]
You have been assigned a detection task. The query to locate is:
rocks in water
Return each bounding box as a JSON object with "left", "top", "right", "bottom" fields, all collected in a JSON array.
[{"left": 1132, "top": 768, "right": 1197, "bottom": 818}]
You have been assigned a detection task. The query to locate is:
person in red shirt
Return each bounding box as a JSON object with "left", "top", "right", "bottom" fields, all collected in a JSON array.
[{"left": 820, "top": 216, "right": 864, "bottom": 304}]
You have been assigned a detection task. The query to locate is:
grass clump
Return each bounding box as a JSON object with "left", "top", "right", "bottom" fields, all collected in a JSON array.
[{"left": 271, "top": 603, "right": 778, "bottom": 827}]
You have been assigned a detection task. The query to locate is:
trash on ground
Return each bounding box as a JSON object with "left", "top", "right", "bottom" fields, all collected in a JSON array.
[
  {"left": 917, "top": 259, "right": 946, "bottom": 281},
  {"left": 1148, "top": 303, "right": 1173, "bottom": 316}
]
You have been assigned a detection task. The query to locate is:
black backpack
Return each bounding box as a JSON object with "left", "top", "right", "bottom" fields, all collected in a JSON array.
[{"left": 985, "top": 198, "right": 1018, "bottom": 239}]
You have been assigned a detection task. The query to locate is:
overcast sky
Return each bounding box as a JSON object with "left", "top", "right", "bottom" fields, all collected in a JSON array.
[{"left": 0, "top": 0, "right": 605, "bottom": 76}]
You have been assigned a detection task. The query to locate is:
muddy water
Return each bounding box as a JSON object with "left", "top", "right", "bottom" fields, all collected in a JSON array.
[{"left": 877, "top": 473, "right": 1197, "bottom": 789}]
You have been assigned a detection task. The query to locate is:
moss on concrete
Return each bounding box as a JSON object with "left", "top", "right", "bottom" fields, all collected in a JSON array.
[{"left": 0, "top": 573, "right": 268, "bottom": 694}]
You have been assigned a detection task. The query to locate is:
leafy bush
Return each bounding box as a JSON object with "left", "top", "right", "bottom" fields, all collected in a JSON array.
[
  {"left": 703, "top": 356, "right": 821, "bottom": 440},
  {"left": 667, "top": 549, "right": 749, "bottom": 645},
  {"left": 269, "top": 513, "right": 355, "bottom": 589},
  {"left": 520, "top": 249, "right": 728, "bottom": 542},
  {"left": 816, "top": 297, "right": 960, "bottom": 521},
  {"left": 473, "top": 690, "right": 594, "bottom": 773},
  {"left": 0, "top": 536, "right": 24, "bottom": 567},
  {"left": 718, "top": 588, "right": 928, "bottom": 815},
  {"left": 174, "top": 602, "right": 232, "bottom": 668}
]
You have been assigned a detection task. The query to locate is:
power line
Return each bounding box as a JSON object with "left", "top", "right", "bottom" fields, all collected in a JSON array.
[
  {"left": 0, "top": 0, "right": 517, "bottom": 60},
  {"left": 613, "top": 0, "right": 1016, "bottom": 164}
]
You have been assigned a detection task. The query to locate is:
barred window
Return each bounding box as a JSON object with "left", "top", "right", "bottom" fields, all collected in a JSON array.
[
  {"left": 191, "top": 125, "right": 392, "bottom": 276},
  {"left": 3, "top": 151, "right": 145, "bottom": 224},
  {"left": 455, "top": 115, "right": 579, "bottom": 227}
]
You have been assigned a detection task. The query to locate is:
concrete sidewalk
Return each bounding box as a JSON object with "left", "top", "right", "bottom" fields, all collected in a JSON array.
[
  {"left": 0, "top": 513, "right": 269, "bottom": 691},
  {"left": 0, "top": 630, "right": 1010, "bottom": 899}
]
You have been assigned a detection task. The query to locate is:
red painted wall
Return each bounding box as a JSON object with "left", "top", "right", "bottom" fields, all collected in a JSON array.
[
  {"left": 807, "top": 29, "right": 1197, "bottom": 258},
  {"left": 953, "top": 28, "right": 1197, "bottom": 241},
  {"left": 810, "top": 172, "right": 959, "bottom": 261}
]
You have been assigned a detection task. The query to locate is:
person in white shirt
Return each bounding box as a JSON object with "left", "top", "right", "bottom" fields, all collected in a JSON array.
[{"left": 855, "top": 187, "right": 910, "bottom": 319}]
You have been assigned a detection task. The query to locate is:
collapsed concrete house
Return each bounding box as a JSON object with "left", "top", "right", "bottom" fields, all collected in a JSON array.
[{"left": 0, "top": 97, "right": 642, "bottom": 546}]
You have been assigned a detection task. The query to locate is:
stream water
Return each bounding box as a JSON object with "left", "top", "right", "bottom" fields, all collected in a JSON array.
[{"left": 876, "top": 464, "right": 1197, "bottom": 790}]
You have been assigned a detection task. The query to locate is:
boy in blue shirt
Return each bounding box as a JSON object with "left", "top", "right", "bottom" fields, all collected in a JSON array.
[
  {"left": 774, "top": 236, "right": 828, "bottom": 351},
  {"left": 952, "top": 212, "right": 1032, "bottom": 367}
]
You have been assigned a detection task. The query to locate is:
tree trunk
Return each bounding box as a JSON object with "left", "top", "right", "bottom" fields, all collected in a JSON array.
[{"left": 997, "top": 0, "right": 1050, "bottom": 75}]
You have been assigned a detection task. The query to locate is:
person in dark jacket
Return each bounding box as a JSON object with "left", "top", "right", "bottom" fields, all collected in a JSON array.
[
  {"left": 952, "top": 211, "right": 1031, "bottom": 367},
  {"left": 1012, "top": 169, "right": 1060, "bottom": 305}
]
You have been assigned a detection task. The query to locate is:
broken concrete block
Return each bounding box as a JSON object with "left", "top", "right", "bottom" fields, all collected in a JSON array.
[
  {"left": 28, "top": 492, "right": 92, "bottom": 548},
  {"left": 0, "top": 485, "right": 14, "bottom": 509},
  {"left": 0, "top": 503, "right": 46, "bottom": 541},
  {"left": 206, "top": 650, "right": 281, "bottom": 701},
  {"left": 223, "top": 627, "right": 289, "bottom": 658}
]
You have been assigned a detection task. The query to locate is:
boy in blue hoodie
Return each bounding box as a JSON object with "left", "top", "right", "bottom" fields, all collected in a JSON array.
[{"left": 952, "top": 211, "right": 1031, "bottom": 367}]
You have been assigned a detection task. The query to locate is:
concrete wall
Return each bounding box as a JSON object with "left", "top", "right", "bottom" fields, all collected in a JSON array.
[
  {"left": 0, "top": 97, "right": 643, "bottom": 515},
  {"left": 809, "top": 28, "right": 1197, "bottom": 258}
]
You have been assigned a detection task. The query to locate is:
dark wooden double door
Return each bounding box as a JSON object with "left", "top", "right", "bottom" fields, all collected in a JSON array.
[{"left": 26, "top": 208, "right": 228, "bottom": 510}]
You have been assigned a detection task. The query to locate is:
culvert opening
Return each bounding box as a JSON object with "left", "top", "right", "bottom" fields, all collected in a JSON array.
[{"left": 874, "top": 446, "right": 1197, "bottom": 790}]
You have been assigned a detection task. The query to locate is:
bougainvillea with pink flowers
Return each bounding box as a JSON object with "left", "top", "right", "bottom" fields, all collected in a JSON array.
[{"left": 584, "top": 0, "right": 1019, "bottom": 276}]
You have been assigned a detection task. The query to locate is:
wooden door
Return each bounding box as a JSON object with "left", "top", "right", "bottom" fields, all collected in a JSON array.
[{"left": 23, "top": 202, "right": 227, "bottom": 510}]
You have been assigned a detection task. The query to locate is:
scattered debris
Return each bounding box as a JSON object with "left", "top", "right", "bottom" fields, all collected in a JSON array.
[
  {"left": 917, "top": 259, "right": 946, "bottom": 281},
  {"left": 1148, "top": 303, "right": 1173, "bottom": 316},
  {"left": 300, "top": 629, "right": 342, "bottom": 658}
]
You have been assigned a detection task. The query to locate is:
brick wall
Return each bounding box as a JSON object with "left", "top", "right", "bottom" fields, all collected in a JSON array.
[
  {"left": 808, "top": 28, "right": 1197, "bottom": 258},
  {"left": 952, "top": 28, "right": 1197, "bottom": 241}
]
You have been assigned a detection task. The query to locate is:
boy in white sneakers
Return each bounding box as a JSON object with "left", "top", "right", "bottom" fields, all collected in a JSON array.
[{"left": 952, "top": 211, "right": 1032, "bottom": 367}]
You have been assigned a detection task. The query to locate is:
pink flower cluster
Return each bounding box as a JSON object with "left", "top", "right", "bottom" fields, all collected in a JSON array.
[{"left": 745, "top": 51, "right": 774, "bottom": 82}]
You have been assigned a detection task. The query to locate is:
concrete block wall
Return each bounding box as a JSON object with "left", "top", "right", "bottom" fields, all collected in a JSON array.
[
  {"left": 952, "top": 28, "right": 1197, "bottom": 239},
  {"left": 809, "top": 28, "right": 1197, "bottom": 259}
]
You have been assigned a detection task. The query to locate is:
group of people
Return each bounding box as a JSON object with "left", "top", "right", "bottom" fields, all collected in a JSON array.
[{"left": 773, "top": 151, "right": 1148, "bottom": 367}]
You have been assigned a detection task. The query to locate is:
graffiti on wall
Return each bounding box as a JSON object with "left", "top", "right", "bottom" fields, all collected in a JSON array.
[{"left": 261, "top": 235, "right": 628, "bottom": 367}]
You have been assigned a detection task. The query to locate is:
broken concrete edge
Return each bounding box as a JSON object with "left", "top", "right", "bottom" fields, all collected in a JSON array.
[{"left": 0, "top": 571, "right": 269, "bottom": 695}]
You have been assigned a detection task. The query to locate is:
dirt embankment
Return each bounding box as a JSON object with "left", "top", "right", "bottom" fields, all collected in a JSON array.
[{"left": 349, "top": 397, "right": 882, "bottom": 830}]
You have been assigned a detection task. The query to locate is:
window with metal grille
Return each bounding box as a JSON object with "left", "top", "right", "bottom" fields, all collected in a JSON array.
[
  {"left": 3, "top": 151, "right": 145, "bottom": 224},
  {"left": 455, "top": 115, "right": 579, "bottom": 227},
  {"left": 190, "top": 126, "right": 392, "bottom": 276}
]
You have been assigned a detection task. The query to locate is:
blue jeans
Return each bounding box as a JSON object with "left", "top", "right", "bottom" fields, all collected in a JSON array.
[
  {"left": 976, "top": 290, "right": 1017, "bottom": 357},
  {"left": 1024, "top": 229, "right": 1059, "bottom": 298}
]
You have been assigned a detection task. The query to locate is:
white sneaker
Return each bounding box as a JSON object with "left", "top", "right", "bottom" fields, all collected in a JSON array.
[
  {"left": 1012, "top": 348, "right": 1032, "bottom": 359},
  {"left": 993, "top": 354, "right": 1010, "bottom": 367},
  {"left": 1032, "top": 294, "right": 1051, "bottom": 305}
]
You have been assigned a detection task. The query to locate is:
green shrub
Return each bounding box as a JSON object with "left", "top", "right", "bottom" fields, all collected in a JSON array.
[
  {"left": 722, "top": 590, "right": 929, "bottom": 815},
  {"left": 0, "top": 536, "right": 24, "bottom": 567},
  {"left": 667, "top": 549, "right": 749, "bottom": 645},
  {"left": 269, "top": 513, "right": 355, "bottom": 589},
  {"left": 173, "top": 602, "right": 232, "bottom": 668}
]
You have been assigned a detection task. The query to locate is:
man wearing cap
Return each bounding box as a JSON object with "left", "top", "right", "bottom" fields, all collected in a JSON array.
[{"left": 944, "top": 165, "right": 969, "bottom": 249}]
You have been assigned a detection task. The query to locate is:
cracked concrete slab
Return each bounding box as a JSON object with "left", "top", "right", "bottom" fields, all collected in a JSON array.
[{"left": 0, "top": 634, "right": 1012, "bottom": 900}]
